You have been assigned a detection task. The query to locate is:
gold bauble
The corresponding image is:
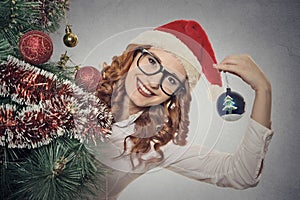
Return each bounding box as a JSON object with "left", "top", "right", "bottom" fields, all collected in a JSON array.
[{"left": 63, "top": 25, "right": 78, "bottom": 47}]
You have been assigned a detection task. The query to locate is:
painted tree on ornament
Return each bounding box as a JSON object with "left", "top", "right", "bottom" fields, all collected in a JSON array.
[{"left": 222, "top": 95, "right": 237, "bottom": 114}]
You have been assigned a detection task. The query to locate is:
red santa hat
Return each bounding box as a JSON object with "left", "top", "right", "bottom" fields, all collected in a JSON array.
[{"left": 130, "top": 19, "right": 223, "bottom": 99}]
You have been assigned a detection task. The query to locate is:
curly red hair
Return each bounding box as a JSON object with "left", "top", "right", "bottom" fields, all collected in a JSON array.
[{"left": 96, "top": 44, "right": 192, "bottom": 168}]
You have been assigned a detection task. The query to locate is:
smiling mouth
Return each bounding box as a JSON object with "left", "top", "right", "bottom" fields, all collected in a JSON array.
[{"left": 136, "top": 78, "right": 156, "bottom": 97}]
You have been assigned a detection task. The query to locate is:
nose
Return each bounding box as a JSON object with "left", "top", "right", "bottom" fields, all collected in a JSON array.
[
  {"left": 149, "top": 81, "right": 160, "bottom": 89},
  {"left": 148, "top": 73, "right": 162, "bottom": 90}
]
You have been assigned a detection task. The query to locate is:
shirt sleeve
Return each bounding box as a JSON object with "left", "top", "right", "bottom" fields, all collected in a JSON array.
[{"left": 165, "top": 118, "right": 274, "bottom": 189}]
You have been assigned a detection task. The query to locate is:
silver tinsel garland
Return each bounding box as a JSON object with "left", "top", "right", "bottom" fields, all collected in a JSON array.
[{"left": 0, "top": 56, "right": 113, "bottom": 148}]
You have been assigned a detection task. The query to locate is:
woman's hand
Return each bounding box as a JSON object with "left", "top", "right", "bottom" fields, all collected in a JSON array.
[
  {"left": 214, "top": 54, "right": 271, "bottom": 92},
  {"left": 214, "top": 54, "right": 272, "bottom": 129}
]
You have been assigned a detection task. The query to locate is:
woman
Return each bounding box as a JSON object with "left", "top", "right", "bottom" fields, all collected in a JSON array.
[{"left": 90, "top": 19, "right": 273, "bottom": 199}]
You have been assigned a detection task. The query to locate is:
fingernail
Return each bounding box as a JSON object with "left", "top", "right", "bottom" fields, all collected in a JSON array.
[{"left": 213, "top": 64, "right": 217, "bottom": 68}]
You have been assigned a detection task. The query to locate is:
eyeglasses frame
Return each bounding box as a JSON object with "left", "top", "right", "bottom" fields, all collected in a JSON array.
[{"left": 135, "top": 48, "right": 186, "bottom": 97}]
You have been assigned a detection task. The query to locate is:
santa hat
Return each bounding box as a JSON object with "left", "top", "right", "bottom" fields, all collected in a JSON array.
[{"left": 130, "top": 19, "right": 223, "bottom": 99}]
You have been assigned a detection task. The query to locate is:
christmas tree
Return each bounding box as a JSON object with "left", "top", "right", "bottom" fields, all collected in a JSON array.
[
  {"left": 0, "top": 1, "right": 112, "bottom": 199},
  {"left": 222, "top": 95, "right": 237, "bottom": 114}
]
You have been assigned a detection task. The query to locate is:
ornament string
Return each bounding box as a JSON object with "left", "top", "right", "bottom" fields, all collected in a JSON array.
[
  {"left": 224, "top": 72, "right": 230, "bottom": 89},
  {"left": 63, "top": 5, "right": 69, "bottom": 28}
]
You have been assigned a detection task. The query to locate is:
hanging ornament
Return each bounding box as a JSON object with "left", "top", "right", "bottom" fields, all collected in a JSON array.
[
  {"left": 75, "top": 66, "right": 102, "bottom": 92},
  {"left": 216, "top": 72, "right": 245, "bottom": 121},
  {"left": 63, "top": 25, "right": 78, "bottom": 47},
  {"left": 62, "top": 6, "right": 78, "bottom": 48},
  {"left": 18, "top": 30, "right": 53, "bottom": 65}
]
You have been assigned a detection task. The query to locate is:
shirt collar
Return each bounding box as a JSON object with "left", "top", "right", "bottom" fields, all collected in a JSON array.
[{"left": 114, "top": 111, "right": 143, "bottom": 128}]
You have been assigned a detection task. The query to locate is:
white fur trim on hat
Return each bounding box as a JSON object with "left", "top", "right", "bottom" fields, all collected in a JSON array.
[{"left": 130, "top": 30, "right": 201, "bottom": 89}]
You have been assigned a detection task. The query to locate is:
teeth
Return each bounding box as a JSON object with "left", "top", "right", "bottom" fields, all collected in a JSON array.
[{"left": 138, "top": 80, "right": 151, "bottom": 95}]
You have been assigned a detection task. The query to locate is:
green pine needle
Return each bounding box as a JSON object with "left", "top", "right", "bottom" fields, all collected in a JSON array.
[
  {"left": 0, "top": 1, "right": 107, "bottom": 199},
  {"left": 38, "top": 61, "right": 77, "bottom": 81},
  {"left": 2, "top": 137, "right": 107, "bottom": 200},
  {"left": 0, "top": 0, "right": 68, "bottom": 62},
  {"left": 0, "top": 39, "right": 14, "bottom": 60}
]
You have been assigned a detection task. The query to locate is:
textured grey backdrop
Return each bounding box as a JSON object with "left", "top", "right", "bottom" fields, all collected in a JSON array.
[{"left": 50, "top": 0, "right": 300, "bottom": 199}]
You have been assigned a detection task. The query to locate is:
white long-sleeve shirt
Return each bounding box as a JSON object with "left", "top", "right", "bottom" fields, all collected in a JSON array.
[{"left": 87, "top": 113, "right": 274, "bottom": 200}]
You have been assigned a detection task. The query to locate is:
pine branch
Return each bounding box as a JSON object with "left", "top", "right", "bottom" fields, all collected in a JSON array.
[
  {"left": 0, "top": 2, "right": 109, "bottom": 199},
  {"left": 0, "top": 0, "right": 69, "bottom": 62},
  {"left": 0, "top": 0, "right": 41, "bottom": 50},
  {"left": 3, "top": 137, "right": 107, "bottom": 200},
  {"left": 0, "top": 56, "right": 113, "bottom": 149},
  {"left": 35, "top": 0, "right": 70, "bottom": 33},
  {"left": 0, "top": 146, "right": 32, "bottom": 199},
  {"left": 0, "top": 39, "right": 15, "bottom": 61},
  {"left": 38, "top": 61, "right": 77, "bottom": 81}
]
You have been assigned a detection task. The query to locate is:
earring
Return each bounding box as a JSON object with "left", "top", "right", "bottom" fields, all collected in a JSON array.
[
  {"left": 170, "top": 103, "right": 176, "bottom": 110},
  {"left": 167, "top": 100, "right": 176, "bottom": 110}
]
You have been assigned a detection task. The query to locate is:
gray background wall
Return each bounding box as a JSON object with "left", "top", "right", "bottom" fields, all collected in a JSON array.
[{"left": 50, "top": 0, "right": 300, "bottom": 199}]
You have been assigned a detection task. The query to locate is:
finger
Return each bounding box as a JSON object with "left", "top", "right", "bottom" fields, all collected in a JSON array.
[
  {"left": 214, "top": 63, "right": 238, "bottom": 73},
  {"left": 219, "top": 55, "right": 242, "bottom": 65},
  {"left": 214, "top": 64, "right": 243, "bottom": 79}
]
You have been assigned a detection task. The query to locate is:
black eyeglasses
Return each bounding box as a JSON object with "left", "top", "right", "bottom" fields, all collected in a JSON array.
[{"left": 136, "top": 48, "right": 185, "bottom": 96}]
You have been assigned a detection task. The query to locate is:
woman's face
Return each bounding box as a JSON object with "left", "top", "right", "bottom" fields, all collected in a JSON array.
[{"left": 125, "top": 48, "right": 187, "bottom": 107}]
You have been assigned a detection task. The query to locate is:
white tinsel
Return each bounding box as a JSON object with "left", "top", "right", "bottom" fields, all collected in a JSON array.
[{"left": 0, "top": 56, "right": 114, "bottom": 149}]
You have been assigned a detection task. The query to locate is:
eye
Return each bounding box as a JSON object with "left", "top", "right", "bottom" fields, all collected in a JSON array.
[
  {"left": 167, "top": 76, "right": 179, "bottom": 86},
  {"left": 148, "top": 57, "right": 157, "bottom": 66}
]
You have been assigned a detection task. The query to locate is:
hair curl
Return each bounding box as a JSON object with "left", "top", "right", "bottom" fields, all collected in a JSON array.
[{"left": 96, "top": 44, "right": 192, "bottom": 169}]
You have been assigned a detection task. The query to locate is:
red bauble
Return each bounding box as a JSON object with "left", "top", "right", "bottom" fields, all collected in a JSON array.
[
  {"left": 75, "top": 66, "right": 102, "bottom": 92},
  {"left": 18, "top": 30, "right": 53, "bottom": 65}
]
